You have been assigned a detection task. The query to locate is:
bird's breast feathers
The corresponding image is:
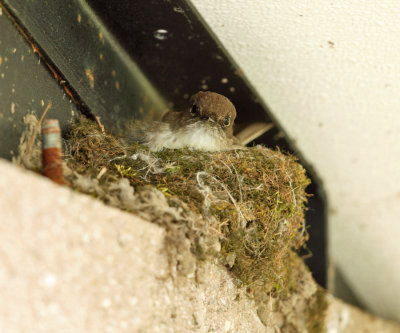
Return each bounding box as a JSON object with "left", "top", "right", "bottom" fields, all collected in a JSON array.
[{"left": 145, "top": 121, "right": 229, "bottom": 152}]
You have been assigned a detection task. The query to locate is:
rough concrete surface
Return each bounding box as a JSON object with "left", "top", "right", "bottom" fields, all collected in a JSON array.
[
  {"left": 1, "top": 159, "right": 399, "bottom": 332},
  {"left": 0, "top": 159, "right": 265, "bottom": 332}
]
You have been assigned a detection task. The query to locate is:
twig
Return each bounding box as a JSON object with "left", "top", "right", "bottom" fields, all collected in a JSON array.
[
  {"left": 96, "top": 166, "right": 108, "bottom": 180},
  {"left": 95, "top": 116, "right": 105, "bottom": 134},
  {"left": 27, "top": 103, "right": 52, "bottom": 154}
]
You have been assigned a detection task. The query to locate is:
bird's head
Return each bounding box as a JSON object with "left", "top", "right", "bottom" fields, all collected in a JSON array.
[{"left": 188, "top": 91, "right": 236, "bottom": 136}]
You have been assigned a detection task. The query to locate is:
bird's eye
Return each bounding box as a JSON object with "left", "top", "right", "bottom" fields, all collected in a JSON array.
[
  {"left": 190, "top": 104, "right": 200, "bottom": 115},
  {"left": 223, "top": 116, "right": 230, "bottom": 126}
]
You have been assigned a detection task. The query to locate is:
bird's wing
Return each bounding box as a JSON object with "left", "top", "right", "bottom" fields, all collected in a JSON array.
[{"left": 235, "top": 122, "right": 274, "bottom": 145}]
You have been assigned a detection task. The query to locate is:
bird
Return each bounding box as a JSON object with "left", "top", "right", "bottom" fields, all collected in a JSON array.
[
  {"left": 119, "top": 91, "right": 273, "bottom": 152},
  {"left": 144, "top": 91, "right": 240, "bottom": 152}
]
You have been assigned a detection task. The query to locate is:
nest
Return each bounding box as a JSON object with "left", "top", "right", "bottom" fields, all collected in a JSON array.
[{"left": 63, "top": 118, "right": 310, "bottom": 295}]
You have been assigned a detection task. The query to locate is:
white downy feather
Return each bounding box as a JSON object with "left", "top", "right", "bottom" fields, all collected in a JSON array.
[{"left": 145, "top": 121, "right": 228, "bottom": 152}]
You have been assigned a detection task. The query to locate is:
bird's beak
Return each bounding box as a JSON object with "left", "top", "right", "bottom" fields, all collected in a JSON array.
[{"left": 200, "top": 116, "right": 214, "bottom": 122}]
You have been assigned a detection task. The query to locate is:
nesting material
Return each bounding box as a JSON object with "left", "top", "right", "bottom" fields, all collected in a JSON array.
[{"left": 65, "top": 118, "right": 310, "bottom": 295}]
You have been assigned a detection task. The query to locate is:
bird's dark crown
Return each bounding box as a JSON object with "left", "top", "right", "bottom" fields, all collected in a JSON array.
[{"left": 189, "top": 91, "right": 237, "bottom": 129}]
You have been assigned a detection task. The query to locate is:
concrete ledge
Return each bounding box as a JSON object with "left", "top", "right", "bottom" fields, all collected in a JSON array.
[
  {"left": 0, "top": 160, "right": 266, "bottom": 332},
  {"left": 0, "top": 159, "right": 399, "bottom": 332}
]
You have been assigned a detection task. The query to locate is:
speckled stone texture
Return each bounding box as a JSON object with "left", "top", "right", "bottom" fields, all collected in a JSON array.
[
  {"left": 0, "top": 159, "right": 399, "bottom": 332},
  {"left": 0, "top": 160, "right": 266, "bottom": 332}
]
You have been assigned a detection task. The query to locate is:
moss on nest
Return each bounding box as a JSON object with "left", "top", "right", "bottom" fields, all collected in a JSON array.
[{"left": 65, "top": 118, "right": 310, "bottom": 295}]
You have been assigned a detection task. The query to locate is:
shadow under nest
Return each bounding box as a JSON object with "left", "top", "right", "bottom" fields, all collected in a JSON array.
[{"left": 64, "top": 117, "right": 311, "bottom": 296}]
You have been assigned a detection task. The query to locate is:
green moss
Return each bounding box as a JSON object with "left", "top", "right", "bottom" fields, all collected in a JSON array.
[{"left": 65, "top": 117, "right": 311, "bottom": 296}]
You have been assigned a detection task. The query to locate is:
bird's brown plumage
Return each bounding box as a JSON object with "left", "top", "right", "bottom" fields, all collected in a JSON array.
[{"left": 162, "top": 91, "right": 237, "bottom": 138}]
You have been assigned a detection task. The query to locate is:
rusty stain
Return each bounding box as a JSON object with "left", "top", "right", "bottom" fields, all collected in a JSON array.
[
  {"left": 85, "top": 68, "right": 95, "bottom": 88},
  {"left": 32, "top": 44, "right": 39, "bottom": 54},
  {"left": 111, "top": 69, "right": 116, "bottom": 77},
  {"left": 77, "top": 14, "right": 81, "bottom": 23},
  {"left": 138, "top": 107, "right": 144, "bottom": 114},
  {"left": 0, "top": 56, "right": 2, "bottom": 65},
  {"left": 99, "top": 32, "right": 104, "bottom": 43},
  {"left": 99, "top": 53, "right": 104, "bottom": 60},
  {"left": 63, "top": 85, "right": 75, "bottom": 99},
  {"left": 115, "top": 81, "right": 120, "bottom": 90},
  {"left": 48, "top": 65, "right": 62, "bottom": 81}
]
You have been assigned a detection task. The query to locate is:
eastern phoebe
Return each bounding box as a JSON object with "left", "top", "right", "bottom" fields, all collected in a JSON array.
[
  {"left": 120, "top": 91, "right": 272, "bottom": 151},
  {"left": 145, "top": 91, "right": 239, "bottom": 152}
]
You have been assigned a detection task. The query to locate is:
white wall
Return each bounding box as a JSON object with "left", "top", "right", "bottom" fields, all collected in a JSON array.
[{"left": 191, "top": 0, "right": 400, "bottom": 321}]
